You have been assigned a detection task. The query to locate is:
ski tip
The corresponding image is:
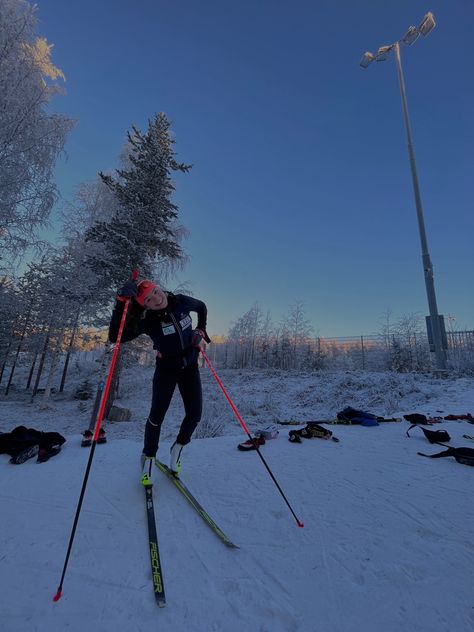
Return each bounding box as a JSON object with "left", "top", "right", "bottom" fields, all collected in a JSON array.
[
  {"left": 297, "top": 521, "right": 304, "bottom": 528},
  {"left": 53, "top": 589, "right": 62, "bottom": 602}
]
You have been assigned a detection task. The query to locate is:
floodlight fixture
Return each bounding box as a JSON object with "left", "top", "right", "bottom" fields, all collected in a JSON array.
[
  {"left": 375, "top": 45, "right": 392, "bottom": 61},
  {"left": 402, "top": 26, "right": 420, "bottom": 46},
  {"left": 419, "top": 12, "right": 436, "bottom": 36},
  {"left": 356, "top": 11, "right": 447, "bottom": 372},
  {"left": 360, "top": 51, "right": 375, "bottom": 68}
]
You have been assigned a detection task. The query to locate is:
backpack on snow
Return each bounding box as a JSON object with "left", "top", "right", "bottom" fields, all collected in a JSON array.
[
  {"left": 406, "top": 425, "right": 451, "bottom": 443},
  {"left": 418, "top": 446, "right": 474, "bottom": 467},
  {"left": 405, "top": 421, "right": 473, "bottom": 467}
]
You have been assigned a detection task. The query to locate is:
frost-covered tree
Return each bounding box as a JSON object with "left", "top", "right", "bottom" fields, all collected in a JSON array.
[
  {"left": 61, "top": 179, "right": 119, "bottom": 244},
  {"left": 0, "top": 0, "right": 74, "bottom": 265},
  {"left": 254, "top": 310, "right": 273, "bottom": 368},
  {"left": 60, "top": 179, "right": 119, "bottom": 323},
  {"left": 282, "top": 301, "right": 313, "bottom": 369},
  {"left": 390, "top": 313, "right": 429, "bottom": 372},
  {"left": 1, "top": 257, "right": 51, "bottom": 394},
  {"left": 277, "top": 324, "right": 293, "bottom": 370},
  {"left": 0, "top": 277, "right": 24, "bottom": 385},
  {"left": 1, "top": 248, "right": 96, "bottom": 397},
  {"left": 227, "top": 303, "right": 267, "bottom": 368},
  {"left": 26, "top": 245, "right": 112, "bottom": 398},
  {"left": 85, "top": 112, "right": 190, "bottom": 287}
]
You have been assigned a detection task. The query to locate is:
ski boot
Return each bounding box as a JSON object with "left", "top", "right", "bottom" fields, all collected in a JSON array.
[
  {"left": 170, "top": 441, "right": 185, "bottom": 474},
  {"left": 141, "top": 455, "right": 154, "bottom": 487}
]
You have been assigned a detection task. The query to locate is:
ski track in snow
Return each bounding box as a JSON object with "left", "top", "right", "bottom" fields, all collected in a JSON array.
[{"left": 1, "top": 367, "right": 474, "bottom": 631}]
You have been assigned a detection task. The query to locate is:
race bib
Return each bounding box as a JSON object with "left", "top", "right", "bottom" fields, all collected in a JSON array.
[
  {"left": 180, "top": 315, "right": 192, "bottom": 330},
  {"left": 162, "top": 323, "right": 176, "bottom": 336}
]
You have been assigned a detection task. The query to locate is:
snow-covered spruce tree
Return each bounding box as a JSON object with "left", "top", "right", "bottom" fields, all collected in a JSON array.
[
  {"left": 85, "top": 112, "right": 190, "bottom": 287},
  {"left": 0, "top": 0, "right": 74, "bottom": 267}
]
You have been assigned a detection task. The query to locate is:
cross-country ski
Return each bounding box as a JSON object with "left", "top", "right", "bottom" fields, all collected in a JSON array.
[{"left": 155, "top": 460, "right": 238, "bottom": 549}]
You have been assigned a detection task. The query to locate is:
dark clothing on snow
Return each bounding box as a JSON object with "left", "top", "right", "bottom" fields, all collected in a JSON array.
[{"left": 0, "top": 426, "right": 66, "bottom": 457}]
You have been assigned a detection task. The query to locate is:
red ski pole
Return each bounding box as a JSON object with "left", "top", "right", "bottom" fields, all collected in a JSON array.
[
  {"left": 200, "top": 349, "right": 304, "bottom": 528},
  {"left": 53, "top": 271, "right": 138, "bottom": 602}
]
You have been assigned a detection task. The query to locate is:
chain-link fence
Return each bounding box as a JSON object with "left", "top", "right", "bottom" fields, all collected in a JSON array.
[{"left": 207, "top": 331, "right": 474, "bottom": 374}]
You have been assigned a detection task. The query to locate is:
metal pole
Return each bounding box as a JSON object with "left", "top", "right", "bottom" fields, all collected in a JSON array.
[{"left": 393, "top": 42, "right": 447, "bottom": 371}]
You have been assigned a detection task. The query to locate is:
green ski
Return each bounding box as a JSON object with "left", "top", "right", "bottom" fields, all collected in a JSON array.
[{"left": 155, "top": 460, "right": 238, "bottom": 549}]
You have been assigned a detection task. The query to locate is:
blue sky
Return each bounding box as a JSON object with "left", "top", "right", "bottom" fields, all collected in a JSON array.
[{"left": 37, "top": 0, "right": 473, "bottom": 336}]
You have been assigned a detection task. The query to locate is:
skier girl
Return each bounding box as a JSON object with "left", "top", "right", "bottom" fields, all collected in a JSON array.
[{"left": 109, "top": 279, "right": 211, "bottom": 485}]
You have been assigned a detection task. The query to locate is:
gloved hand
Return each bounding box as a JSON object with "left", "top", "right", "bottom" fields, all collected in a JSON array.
[
  {"left": 191, "top": 329, "right": 206, "bottom": 347},
  {"left": 117, "top": 280, "right": 138, "bottom": 298}
]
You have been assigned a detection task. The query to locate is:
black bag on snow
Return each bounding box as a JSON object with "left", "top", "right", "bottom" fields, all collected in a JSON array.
[
  {"left": 0, "top": 426, "right": 65, "bottom": 458},
  {"left": 406, "top": 425, "right": 451, "bottom": 443},
  {"left": 418, "top": 446, "right": 474, "bottom": 467},
  {"left": 404, "top": 413, "right": 429, "bottom": 424}
]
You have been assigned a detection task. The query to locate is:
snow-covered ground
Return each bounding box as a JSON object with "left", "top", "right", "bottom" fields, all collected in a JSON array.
[{"left": 1, "top": 362, "right": 474, "bottom": 632}]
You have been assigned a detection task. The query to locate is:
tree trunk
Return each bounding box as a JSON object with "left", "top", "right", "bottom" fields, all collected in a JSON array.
[
  {"left": 5, "top": 341, "right": 22, "bottom": 396},
  {"left": 59, "top": 311, "right": 80, "bottom": 393},
  {"left": 26, "top": 352, "right": 38, "bottom": 389},
  {"left": 44, "top": 346, "right": 62, "bottom": 400},
  {"left": 31, "top": 329, "right": 51, "bottom": 401},
  {"left": 5, "top": 309, "right": 32, "bottom": 395},
  {"left": 0, "top": 340, "right": 12, "bottom": 385}
]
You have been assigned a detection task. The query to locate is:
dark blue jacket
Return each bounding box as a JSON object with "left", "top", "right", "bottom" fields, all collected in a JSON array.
[{"left": 109, "top": 293, "right": 210, "bottom": 369}]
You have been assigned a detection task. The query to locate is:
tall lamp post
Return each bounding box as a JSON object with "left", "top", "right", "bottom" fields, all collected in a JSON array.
[{"left": 360, "top": 12, "right": 447, "bottom": 371}]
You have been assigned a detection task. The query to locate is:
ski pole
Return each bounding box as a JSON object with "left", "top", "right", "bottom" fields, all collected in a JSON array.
[
  {"left": 53, "top": 271, "right": 137, "bottom": 602},
  {"left": 200, "top": 350, "right": 304, "bottom": 528}
]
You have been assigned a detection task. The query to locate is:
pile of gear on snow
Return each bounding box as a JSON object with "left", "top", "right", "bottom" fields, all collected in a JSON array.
[
  {"left": 0, "top": 426, "right": 66, "bottom": 464},
  {"left": 235, "top": 406, "right": 474, "bottom": 467},
  {"left": 2, "top": 408, "right": 473, "bottom": 468}
]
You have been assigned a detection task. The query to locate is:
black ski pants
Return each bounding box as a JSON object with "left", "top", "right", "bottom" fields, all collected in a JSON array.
[{"left": 143, "top": 363, "right": 202, "bottom": 457}]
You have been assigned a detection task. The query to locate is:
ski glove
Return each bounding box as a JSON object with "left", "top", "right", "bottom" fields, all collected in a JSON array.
[
  {"left": 117, "top": 280, "right": 139, "bottom": 298},
  {"left": 191, "top": 329, "right": 206, "bottom": 347}
]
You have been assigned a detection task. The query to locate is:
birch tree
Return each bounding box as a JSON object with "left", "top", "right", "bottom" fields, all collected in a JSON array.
[
  {"left": 284, "top": 300, "right": 314, "bottom": 368},
  {"left": 228, "top": 303, "right": 266, "bottom": 368},
  {"left": 0, "top": 0, "right": 74, "bottom": 265}
]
